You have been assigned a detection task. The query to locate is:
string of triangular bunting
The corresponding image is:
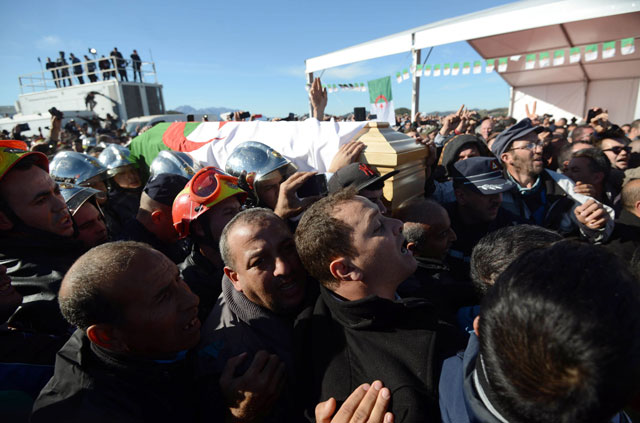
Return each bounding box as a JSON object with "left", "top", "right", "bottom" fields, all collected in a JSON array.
[{"left": 312, "top": 37, "right": 635, "bottom": 92}]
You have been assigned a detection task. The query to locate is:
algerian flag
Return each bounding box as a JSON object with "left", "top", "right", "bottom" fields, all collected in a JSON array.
[
  {"left": 462, "top": 62, "right": 471, "bottom": 75},
  {"left": 584, "top": 44, "right": 598, "bottom": 61},
  {"left": 452, "top": 63, "right": 460, "bottom": 76},
  {"left": 443, "top": 63, "right": 451, "bottom": 76},
  {"left": 553, "top": 50, "right": 565, "bottom": 66},
  {"left": 424, "top": 65, "right": 432, "bottom": 77},
  {"left": 497, "top": 58, "right": 508, "bottom": 72},
  {"left": 539, "top": 52, "right": 550, "bottom": 68},
  {"left": 368, "top": 76, "right": 395, "bottom": 126},
  {"left": 402, "top": 68, "right": 409, "bottom": 80},
  {"left": 332, "top": 84, "right": 337, "bottom": 92},
  {"left": 360, "top": 83, "right": 366, "bottom": 92},
  {"left": 525, "top": 54, "right": 536, "bottom": 70},
  {"left": 473, "top": 61, "right": 482, "bottom": 74},
  {"left": 434, "top": 64, "right": 441, "bottom": 77},
  {"left": 510, "top": 55, "right": 521, "bottom": 62},
  {"left": 485, "top": 59, "right": 495, "bottom": 73},
  {"left": 569, "top": 47, "right": 581, "bottom": 64},
  {"left": 415, "top": 64, "right": 423, "bottom": 77},
  {"left": 396, "top": 72, "right": 403, "bottom": 83},
  {"left": 602, "top": 41, "right": 616, "bottom": 59},
  {"left": 621, "top": 38, "right": 635, "bottom": 55}
]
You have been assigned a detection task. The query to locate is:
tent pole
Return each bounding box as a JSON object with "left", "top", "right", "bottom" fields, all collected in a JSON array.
[
  {"left": 411, "top": 42, "right": 421, "bottom": 121},
  {"left": 306, "top": 71, "right": 314, "bottom": 118},
  {"left": 508, "top": 86, "right": 515, "bottom": 117}
]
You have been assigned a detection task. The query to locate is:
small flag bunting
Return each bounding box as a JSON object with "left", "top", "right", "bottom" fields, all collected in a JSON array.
[
  {"left": 452, "top": 63, "right": 460, "bottom": 76},
  {"left": 497, "top": 58, "right": 508, "bottom": 72},
  {"left": 485, "top": 59, "right": 494, "bottom": 73},
  {"left": 462, "top": 62, "right": 471, "bottom": 75},
  {"left": 402, "top": 68, "right": 409, "bottom": 80},
  {"left": 539, "top": 52, "right": 550, "bottom": 68},
  {"left": 443, "top": 63, "right": 451, "bottom": 76},
  {"left": 434, "top": 64, "right": 441, "bottom": 77},
  {"left": 553, "top": 50, "right": 565, "bottom": 66},
  {"left": 621, "top": 38, "right": 635, "bottom": 55},
  {"left": 602, "top": 41, "right": 615, "bottom": 59},
  {"left": 424, "top": 65, "right": 432, "bottom": 77},
  {"left": 415, "top": 64, "right": 423, "bottom": 77},
  {"left": 584, "top": 44, "right": 598, "bottom": 61},
  {"left": 569, "top": 47, "right": 581, "bottom": 64},
  {"left": 473, "top": 61, "right": 482, "bottom": 74},
  {"left": 525, "top": 54, "right": 536, "bottom": 70},
  {"left": 396, "top": 72, "right": 402, "bottom": 83}
]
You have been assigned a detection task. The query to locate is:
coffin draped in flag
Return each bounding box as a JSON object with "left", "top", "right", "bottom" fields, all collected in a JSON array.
[
  {"left": 367, "top": 76, "right": 395, "bottom": 126},
  {"left": 128, "top": 120, "right": 371, "bottom": 178}
]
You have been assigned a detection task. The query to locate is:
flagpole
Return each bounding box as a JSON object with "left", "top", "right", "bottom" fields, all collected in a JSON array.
[{"left": 410, "top": 34, "right": 421, "bottom": 120}]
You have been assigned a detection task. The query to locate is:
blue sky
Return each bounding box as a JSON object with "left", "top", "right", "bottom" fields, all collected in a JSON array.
[{"left": 1, "top": 0, "right": 516, "bottom": 117}]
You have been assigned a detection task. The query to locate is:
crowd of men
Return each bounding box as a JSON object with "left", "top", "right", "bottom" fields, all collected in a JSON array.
[
  {"left": 1, "top": 79, "right": 640, "bottom": 422},
  {"left": 44, "top": 48, "right": 143, "bottom": 88}
]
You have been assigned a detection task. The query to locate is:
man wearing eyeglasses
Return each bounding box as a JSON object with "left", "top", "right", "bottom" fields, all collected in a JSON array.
[
  {"left": 491, "top": 119, "right": 614, "bottom": 243},
  {"left": 596, "top": 135, "right": 631, "bottom": 171}
]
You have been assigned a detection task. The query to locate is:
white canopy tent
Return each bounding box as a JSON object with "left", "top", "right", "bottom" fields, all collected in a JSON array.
[{"left": 305, "top": 0, "right": 640, "bottom": 124}]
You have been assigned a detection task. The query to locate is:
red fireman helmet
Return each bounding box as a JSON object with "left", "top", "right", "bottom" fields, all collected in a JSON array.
[{"left": 172, "top": 166, "right": 248, "bottom": 239}]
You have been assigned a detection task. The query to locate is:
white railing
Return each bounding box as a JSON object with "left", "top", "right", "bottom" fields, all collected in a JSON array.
[{"left": 19, "top": 56, "right": 159, "bottom": 93}]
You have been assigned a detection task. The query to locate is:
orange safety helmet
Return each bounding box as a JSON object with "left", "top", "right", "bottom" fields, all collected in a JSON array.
[{"left": 172, "top": 166, "right": 248, "bottom": 239}]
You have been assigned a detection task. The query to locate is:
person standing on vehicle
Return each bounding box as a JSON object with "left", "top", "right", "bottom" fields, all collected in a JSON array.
[{"left": 130, "top": 49, "right": 142, "bottom": 82}]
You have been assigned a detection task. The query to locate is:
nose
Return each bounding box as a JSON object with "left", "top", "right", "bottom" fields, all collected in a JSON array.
[
  {"left": 274, "top": 256, "right": 291, "bottom": 277},
  {"left": 389, "top": 217, "right": 403, "bottom": 236},
  {"left": 179, "top": 278, "right": 200, "bottom": 309},
  {"left": 376, "top": 198, "right": 387, "bottom": 215}
]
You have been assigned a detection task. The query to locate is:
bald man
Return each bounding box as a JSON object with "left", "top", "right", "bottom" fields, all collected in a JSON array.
[
  {"left": 606, "top": 179, "right": 640, "bottom": 264},
  {"left": 394, "top": 197, "right": 476, "bottom": 322}
]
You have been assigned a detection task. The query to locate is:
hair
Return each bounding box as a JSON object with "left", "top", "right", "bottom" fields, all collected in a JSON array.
[
  {"left": 59, "top": 241, "right": 153, "bottom": 330},
  {"left": 294, "top": 188, "right": 358, "bottom": 287},
  {"left": 218, "top": 207, "right": 284, "bottom": 269},
  {"left": 394, "top": 197, "right": 447, "bottom": 250},
  {"left": 631, "top": 119, "right": 640, "bottom": 131},
  {"left": 592, "top": 128, "right": 630, "bottom": 149},
  {"left": 478, "top": 241, "right": 640, "bottom": 423},
  {"left": 570, "top": 124, "right": 594, "bottom": 143},
  {"left": 570, "top": 147, "right": 611, "bottom": 180},
  {"left": 470, "top": 225, "right": 561, "bottom": 295},
  {"left": 621, "top": 178, "right": 640, "bottom": 213}
]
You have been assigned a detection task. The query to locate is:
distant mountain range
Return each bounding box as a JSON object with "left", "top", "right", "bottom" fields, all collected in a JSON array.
[{"left": 171, "top": 105, "right": 235, "bottom": 118}]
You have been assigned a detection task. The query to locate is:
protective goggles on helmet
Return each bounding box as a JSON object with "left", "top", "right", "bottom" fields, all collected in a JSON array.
[{"left": 172, "top": 166, "right": 248, "bottom": 239}]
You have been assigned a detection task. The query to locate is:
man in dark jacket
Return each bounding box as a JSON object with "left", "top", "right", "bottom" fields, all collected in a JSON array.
[
  {"left": 172, "top": 167, "right": 248, "bottom": 323},
  {"left": 118, "top": 173, "right": 189, "bottom": 264},
  {"left": 444, "top": 157, "right": 523, "bottom": 280},
  {"left": 0, "top": 141, "right": 83, "bottom": 334},
  {"left": 295, "top": 188, "right": 463, "bottom": 422},
  {"left": 199, "top": 208, "right": 310, "bottom": 422},
  {"left": 492, "top": 118, "right": 613, "bottom": 242},
  {"left": 31, "top": 241, "right": 205, "bottom": 422},
  {"left": 69, "top": 53, "right": 84, "bottom": 85},
  {"left": 439, "top": 242, "right": 638, "bottom": 423},
  {"left": 606, "top": 178, "right": 640, "bottom": 266}
]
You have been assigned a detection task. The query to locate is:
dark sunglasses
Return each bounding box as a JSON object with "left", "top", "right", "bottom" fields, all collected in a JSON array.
[{"left": 603, "top": 146, "right": 631, "bottom": 155}]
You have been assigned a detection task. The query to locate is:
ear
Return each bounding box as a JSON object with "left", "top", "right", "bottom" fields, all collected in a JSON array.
[
  {"left": 86, "top": 324, "right": 127, "bottom": 352},
  {"left": 329, "top": 257, "right": 363, "bottom": 282},
  {"left": 406, "top": 242, "right": 419, "bottom": 256},
  {"left": 635, "top": 200, "right": 640, "bottom": 216},
  {"left": 150, "top": 209, "right": 164, "bottom": 225},
  {"left": 500, "top": 152, "right": 511, "bottom": 165},
  {"left": 473, "top": 315, "right": 480, "bottom": 337},
  {"left": 224, "top": 266, "right": 242, "bottom": 292},
  {"left": 0, "top": 211, "right": 13, "bottom": 231}
]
